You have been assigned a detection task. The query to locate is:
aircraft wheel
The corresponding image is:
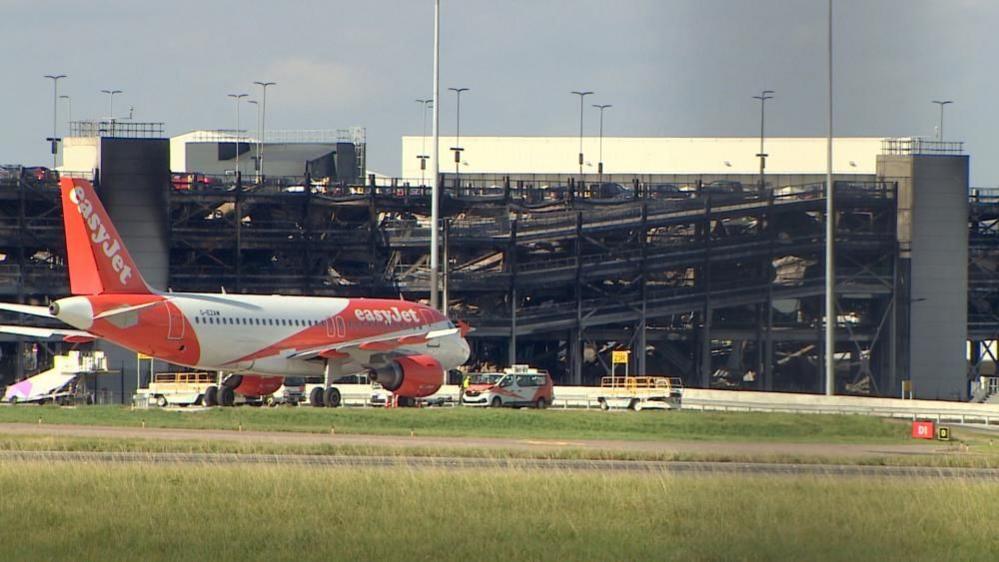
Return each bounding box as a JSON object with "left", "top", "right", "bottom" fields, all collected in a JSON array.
[
  {"left": 218, "top": 386, "right": 236, "bottom": 407},
  {"left": 309, "top": 387, "right": 325, "bottom": 408},
  {"left": 397, "top": 396, "right": 416, "bottom": 408},
  {"left": 324, "top": 387, "right": 341, "bottom": 408},
  {"left": 203, "top": 386, "right": 218, "bottom": 407}
]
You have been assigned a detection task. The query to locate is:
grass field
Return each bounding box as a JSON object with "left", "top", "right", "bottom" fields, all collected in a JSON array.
[
  {"left": 0, "top": 405, "right": 920, "bottom": 443},
  {"left": 1, "top": 460, "right": 997, "bottom": 561}
]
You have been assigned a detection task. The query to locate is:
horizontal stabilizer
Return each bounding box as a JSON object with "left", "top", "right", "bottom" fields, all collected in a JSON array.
[
  {"left": 0, "top": 325, "right": 97, "bottom": 341},
  {"left": 93, "top": 301, "right": 160, "bottom": 320},
  {"left": 0, "top": 303, "right": 54, "bottom": 318}
]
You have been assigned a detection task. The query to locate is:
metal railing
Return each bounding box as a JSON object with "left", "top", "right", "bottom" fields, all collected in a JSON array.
[
  {"left": 70, "top": 121, "right": 164, "bottom": 138},
  {"left": 185, "top": 129, "right": 344, "bottom": 143},
  {"left": 881, "top": 137, "right": 964, "bottom": 155}
]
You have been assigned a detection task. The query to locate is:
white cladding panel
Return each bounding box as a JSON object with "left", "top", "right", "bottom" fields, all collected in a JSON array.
[{"left": 401, "top": 136, "right": 883, "bottom": 179}]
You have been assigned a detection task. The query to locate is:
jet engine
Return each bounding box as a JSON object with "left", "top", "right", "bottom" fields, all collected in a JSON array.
[
  {"left": 233, "top": 375, "right": 284, "bottom": 398},
  {"left": 368, "top": 355, "right": 443, "bottom": 398}
]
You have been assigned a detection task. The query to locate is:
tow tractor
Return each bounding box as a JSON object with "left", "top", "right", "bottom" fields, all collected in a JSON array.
[{"left": 595, "top": 376, "right": 683, "bottom": 411}]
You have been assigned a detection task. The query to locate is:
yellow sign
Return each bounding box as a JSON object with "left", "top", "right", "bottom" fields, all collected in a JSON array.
[
  {"left": 137, "top": 353, "right": 152, "bottom": 360},
  {"left": 937, "top": 427, "right": 951, "bottom": 441},
  {"left": 612, "top": 350, "right": 630, "bottom": 364},
  {"left": 901, "top": 380, "right": 912, "bottom": 393}
]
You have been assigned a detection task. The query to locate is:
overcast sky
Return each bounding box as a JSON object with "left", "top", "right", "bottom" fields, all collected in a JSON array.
[{"left": 3, "top": 0, "right": 997, "bottom": 183}]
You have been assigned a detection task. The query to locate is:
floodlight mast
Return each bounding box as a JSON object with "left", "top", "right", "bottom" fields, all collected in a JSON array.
[
  {"left": 825, "top": 0, "right": 835, "bottom": 396},
  {"left": 430, "top": 0, "right": 441, "bottom": 312}
]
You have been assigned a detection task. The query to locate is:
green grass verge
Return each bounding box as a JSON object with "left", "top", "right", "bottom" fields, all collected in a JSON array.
[
  {"left": 1, "top": 461, "right": 998, "bottom": 561},
  {"left": 0, "top": 432, "right": 995, "bottom": 469},
  {"left": 0, "top": 405, "right": 919, "bottom": 443}
]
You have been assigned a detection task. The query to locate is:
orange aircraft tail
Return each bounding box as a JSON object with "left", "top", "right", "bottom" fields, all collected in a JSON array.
[{"left": 59, "top": 177, "right": 152, "bottom": 295}]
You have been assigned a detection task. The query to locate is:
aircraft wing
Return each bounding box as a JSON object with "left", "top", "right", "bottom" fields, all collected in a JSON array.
[
  {"left": 0, "top": 303, "right": 54, "bottom": 318},
  {"left": 0, "top": 325, "right": 97, "bottom": 342},
  {"left": 287, "top": 327, "right": 460, "bottom": 362}
]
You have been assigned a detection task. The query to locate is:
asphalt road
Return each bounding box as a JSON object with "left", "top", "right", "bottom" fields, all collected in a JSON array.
[{"left": 1, "top": 449, "right": 997, "bottom": 479}]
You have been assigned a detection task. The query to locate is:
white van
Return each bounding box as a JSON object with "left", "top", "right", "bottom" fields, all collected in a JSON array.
[{"left": 461, "top": 365, "right": 553, "bottom": 409}]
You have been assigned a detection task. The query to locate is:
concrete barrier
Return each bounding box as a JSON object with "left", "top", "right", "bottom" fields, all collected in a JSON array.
[{"left": 328, "top": 383, "right": 999, "bottom": 423}]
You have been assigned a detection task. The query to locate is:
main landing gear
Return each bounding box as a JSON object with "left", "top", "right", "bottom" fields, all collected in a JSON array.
[
  {"left": 204, "top": 375, "right": 241, "bottom": 407},
  {"left": 309, "top": 386, "right": 341, "bottom": 408},
  {"left": 310, "top": 361, "right": 342, "bottom": 408}
]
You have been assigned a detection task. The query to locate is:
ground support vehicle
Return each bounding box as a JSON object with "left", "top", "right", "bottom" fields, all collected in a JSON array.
[
  {"left": 595, "top": 376, "right": 683, "bottom": 411},
  {"left": 3, "top": 351, "right": 108, "bottom": 405},
  {"left": 265, "top": 378, "right": 305, "bottom": 406},
  {"left": 137, "top": 372, "right": 218, "bottom": 407},
  {"left": 462, "top": 365, "right": 553, "bottom": 409},
  {"left": 3, "top": 370, "right": 79, "bottom": 405}
]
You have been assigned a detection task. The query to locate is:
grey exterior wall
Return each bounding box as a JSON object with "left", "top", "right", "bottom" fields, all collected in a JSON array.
[
  {"left": 878, "top": 154, "right": 969, "bottom": 400},
  {"left": 95, "top": 138, "right": 172, "bottom": 402},
  {"left": 183, "top": 142, "right": 337, "bottom": 178}
]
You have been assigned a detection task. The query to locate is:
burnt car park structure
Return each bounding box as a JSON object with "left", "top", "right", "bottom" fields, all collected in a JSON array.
[{"left": 0, "top": 135, "right": 987, "bottom": 401}]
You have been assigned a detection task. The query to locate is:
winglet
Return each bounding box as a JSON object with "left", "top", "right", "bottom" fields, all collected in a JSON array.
[{"left": 60, "top": 178, "right": 151, "bottom": 295}]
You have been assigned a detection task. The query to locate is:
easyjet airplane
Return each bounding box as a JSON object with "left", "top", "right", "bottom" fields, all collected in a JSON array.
[{"left": 0, "top": 178, "right": 470, "bottom": 407}]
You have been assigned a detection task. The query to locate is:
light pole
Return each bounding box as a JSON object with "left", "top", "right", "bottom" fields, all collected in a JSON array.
[
  {"left": 253, "top": 81, "right": 276, "bottom": 180},
  {"left": 592, "top": 103, "right": 611, "bottom": 179},
  {"left": 44, "top": 74, "right": 66, "bottom": 167},
  {"left": 247, "top": 99, "right": 260, "bottom": 180},
  {"left": 101, "top": 89, "right": 122, "bottom": 136},
  {"left": 59, "top": 95, "right": 72, "bottom": 136},
  {"left": 571, "top": 91, "right": 593, "bottom": 178},
  {"left": 431, "top": 0, "right": 441, "bottom": 312},
  {"left": 416, "top": 98, "right": 433, "bottom": 185},
  {"left": 932, "top": 100, "right": 953, "bottom": 141},
  {"left": 448, "top": 87, "right": 469, "bottom": 184},
  {"left": 825, "top": 0, "right": 835, "bottom": 396},
  {"left": 228, "top": 93, "right": 248, "bottom": 179},
  {"left": 753, "top": 90, "right": 775, "bottom": 191}
]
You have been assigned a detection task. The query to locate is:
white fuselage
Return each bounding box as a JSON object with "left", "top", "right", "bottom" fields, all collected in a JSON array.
[{"left": 54, "top": 292, "right": 470, "bottom": 378}]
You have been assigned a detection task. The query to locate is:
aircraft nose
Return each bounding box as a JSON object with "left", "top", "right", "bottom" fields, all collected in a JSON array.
[{"left": 51, "top": 297, "right": 93, "bottom": 330}]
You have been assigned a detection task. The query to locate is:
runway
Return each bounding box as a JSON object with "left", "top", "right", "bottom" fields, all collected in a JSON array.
[{"left": 1, "top": 449, "right": 997, "bottom": 479}]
